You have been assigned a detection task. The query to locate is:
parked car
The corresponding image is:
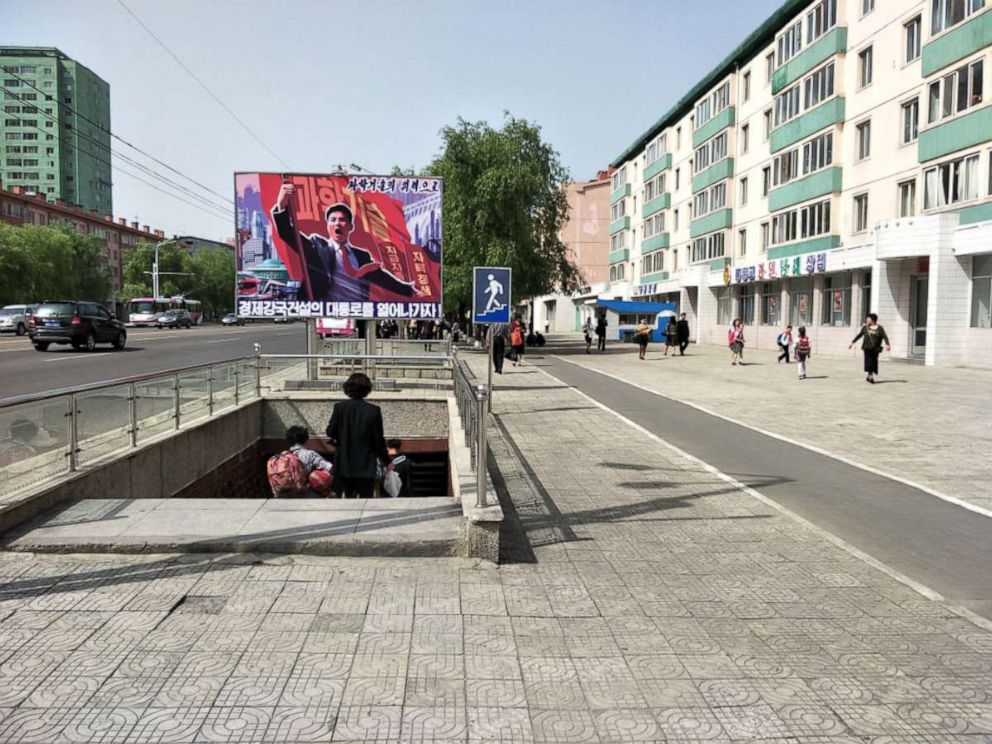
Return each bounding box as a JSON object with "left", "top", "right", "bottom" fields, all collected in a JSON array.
[
  {"left": 156, "top": 309, "right": 192, "bottom": 329},
  {"left": 28, "top": 300, "right": 127, "bottom": 352},
  {"left": 0, "top": 304, "right": 34, "bottom": 336},
  {"left": 221, "top": 313, "right": 245, "bottom": 326}
]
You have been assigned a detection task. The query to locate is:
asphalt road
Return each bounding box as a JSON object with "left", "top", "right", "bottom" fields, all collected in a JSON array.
[
  {"left": 0, "top": 323, "right": 307, "bottom": 402},
  {"left": 538, "top": 354, "right": 992, "bottom": 622}
]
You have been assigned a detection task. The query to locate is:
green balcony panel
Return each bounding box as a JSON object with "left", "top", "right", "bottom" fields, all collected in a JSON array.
[
  {"left": 918, "top": 106, "right": 992, "bottom": 162},
  {"left": 640, "top": 270, "right": 670, "bottom": 283},
  {"left": 608, "top": 248, "right": 630, "bottom": 264},
  {"left": 768, "top": 167, "right": 843, "bottom": 211},
  {"left": 922, "top": 11, "right": 992, "bottom": 76},
  {"left": 691, "top": 158, "right": 735, "bottom": 194},
  {"left": 689, "top": 208, "right": 734, "bottom": 238},
  {"left": 957, "top": 202, "right": 992, "bottom": 225},
  {"left": 610, "top": 183, "right": 631, "bottom": 205},
  {"left": 609, "top": 216, "right": 630, "bottom": 234},
  {"left": 766, "top": 234, "right": 841, "bottom": 259},
  {"left": 770, "top": 97, "right": 845, "bottom": 153},
  {"left": 772, "top": 27, "right": 847, "bottom": 94},
  {"left": 692, "top": 107, "right": 736, "bottom": 148},
  {"left": 642, "top": 193, "right": 671, "bottom": 218},
  {"left": 708, "top": 257, "right": 729, "bottom": 271},
  {"left": 641, "top": 233, "right": 670, "bottom": 252},
  {"left": 643, "top": 153, "right": 673, "bottom": 181}
]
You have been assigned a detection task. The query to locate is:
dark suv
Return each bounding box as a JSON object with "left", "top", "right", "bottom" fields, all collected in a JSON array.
[{"left": 28, "top": 301, "right": 127, "bottom": 352}]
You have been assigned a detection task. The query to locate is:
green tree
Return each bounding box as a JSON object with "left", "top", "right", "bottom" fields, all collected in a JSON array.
[
  {"left": 188, "top": 248, "right": 235, "bottom": 319},
  {"left": 0, "top": 223, "right": 111, "bottom": 306},
  {"left": 427, "top": 113, "right": 580, "bottom": 314},
  {"left": 121, "top": 241, "right": 193, "bottom": 300}
]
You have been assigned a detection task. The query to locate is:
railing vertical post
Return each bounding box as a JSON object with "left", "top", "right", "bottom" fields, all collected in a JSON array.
[
  {"left": 475, "top": 384, "right": 488, "bottom": 508},
  {"left": 129, "top": 382, "right": 138, "bottom": 448},
  {"left": 207, "top": 367, "right": 214, "bottom": 416},
  {"left": 67, "top": 393, "right": 78, "bottom": 472},
  {"left": 174, "top": 373, "right": 181, "bottom": 429},
  {"left": 254, "top": 343, "right": 262, "bottom": 397}
]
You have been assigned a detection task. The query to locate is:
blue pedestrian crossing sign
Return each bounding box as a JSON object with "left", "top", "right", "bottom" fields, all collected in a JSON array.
[{"left": 472, "top": 266, "right": 511, "bottom": 324}]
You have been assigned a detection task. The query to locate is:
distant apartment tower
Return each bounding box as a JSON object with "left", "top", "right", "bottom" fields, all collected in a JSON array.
[{"left": 0, "top": 47, "right": 112, "bottom": 214}]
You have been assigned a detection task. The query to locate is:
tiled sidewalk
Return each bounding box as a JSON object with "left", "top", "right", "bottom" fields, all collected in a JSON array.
[
  {"left": 0, "top": 351, "right": 988, "bottom": 742},
  {"left": 538, "top": 336, "right": 992, "bottom": 513}
]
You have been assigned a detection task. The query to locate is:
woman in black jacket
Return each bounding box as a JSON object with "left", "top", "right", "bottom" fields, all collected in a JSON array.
[
  {"left": 850, "top": 313, "right": 891, "bottom": 384},
  {"left": 326, "top": 372, "right": 387, "bottom": 498}
]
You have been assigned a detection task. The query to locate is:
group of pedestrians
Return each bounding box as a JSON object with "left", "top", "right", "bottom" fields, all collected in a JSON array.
[
  {"left": 490, "top": 314, "right": 528, "bottom": 373},
  {"left": 727, "top": 313, "right": 890, "bottom": 383},
  {"left": 631, "top": 313, "right": 691, "bottom": 359}
]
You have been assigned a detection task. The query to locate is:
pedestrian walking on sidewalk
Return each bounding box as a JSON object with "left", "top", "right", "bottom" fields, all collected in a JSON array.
[
  {"left": 510, "top": 314, "right": 526, "bottom": 367},
  {"left": 850, "top": 313, "right": 891, "bottom": 383},
  {"left": 635, "top": 317, "right": 651, "bottom": 360},
  {"left": 776, "top": 324, "right": 794, "bottom": 363},
  {"left": 676, "top": 313, "right": 690, "bottom": 355},
  {"left": 491, "top": 323, "right": 507, "bottom": 374},
  {"left": 795, "top": 326, "right": 811, "bottom": 380},
  {"left": 728, "top": 319, "right": 745, "bottom": 366},
  {"left": 663, "top": 318, "right": 678, "bottom": 356},
  {"left": 595, "top": 314, "right": 607, "bottom": 352},
  {"left": 325, "top": 372, "right": 388, "bottom": 499},
  {"left": 582, "top": 317, "right": 593, "bottom": 354}
]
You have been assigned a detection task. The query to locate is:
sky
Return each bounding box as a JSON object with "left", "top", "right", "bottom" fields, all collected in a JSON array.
[{"left": 2, "top": 0, "right": 779, "bottom": 241}]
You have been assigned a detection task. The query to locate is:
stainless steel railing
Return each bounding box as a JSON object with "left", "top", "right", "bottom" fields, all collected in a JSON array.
[{"left": 452, "top": 351, "right": 489, "bottom": 508}]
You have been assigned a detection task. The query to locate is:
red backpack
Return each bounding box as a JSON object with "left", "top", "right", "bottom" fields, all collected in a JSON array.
[{"left": 266, "top": 451, "right": 308, "bottom": 497}]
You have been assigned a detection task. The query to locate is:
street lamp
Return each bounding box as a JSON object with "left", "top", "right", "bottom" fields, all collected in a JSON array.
[{"left": 149, "top": 237, "right": 194, "bottom": 298}]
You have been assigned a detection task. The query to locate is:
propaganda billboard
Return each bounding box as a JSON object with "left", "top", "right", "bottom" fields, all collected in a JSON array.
[{"left": 234, "top": 172, "right": 442, "bottom": 319}]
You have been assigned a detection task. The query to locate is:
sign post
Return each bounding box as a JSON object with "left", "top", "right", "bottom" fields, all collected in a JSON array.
[{"left": 472, "top": 267, "right": 512, "bottom": 413}]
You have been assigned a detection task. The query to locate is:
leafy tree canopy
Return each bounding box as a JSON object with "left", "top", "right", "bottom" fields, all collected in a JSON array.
[
  {"left": 122, "top": 242, "right": 234, "bottom": 319},
  {"left": 0, "top": 223, "right": 111, "bottom": 306},
  {"left": 426, "top": 113, "right": 580, "bottom": 312}
]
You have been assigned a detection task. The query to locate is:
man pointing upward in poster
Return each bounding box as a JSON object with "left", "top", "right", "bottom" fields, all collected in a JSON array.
[{"left": 271, "top": 183, "right": 419, "bottom": 302}]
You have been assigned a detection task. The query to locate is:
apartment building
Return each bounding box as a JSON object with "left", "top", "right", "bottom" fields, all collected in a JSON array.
[{"left": 609, "top": 0, "right": 992, "bottom": 367}]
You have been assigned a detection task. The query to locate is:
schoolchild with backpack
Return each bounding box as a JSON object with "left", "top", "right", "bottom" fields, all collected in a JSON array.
[
  {"left": 267, "top": 425, "right": 334, "bottom": 497},
  {"left": 776, "top": 324, "right": 793, "bottom": 363},
  {"left": 795, "top": 327, "right": 811, "bottom": 380}
]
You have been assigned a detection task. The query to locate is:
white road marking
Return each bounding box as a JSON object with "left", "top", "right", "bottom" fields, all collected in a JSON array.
[
  {"left": 44, "top": 353, "right": 112, "bottom": 362},
  {"left": 555, "top": 356, "right": 992, "bottom": 521},
  {"left": 532, "top": 361, "right": 992, "bottom": 634}
]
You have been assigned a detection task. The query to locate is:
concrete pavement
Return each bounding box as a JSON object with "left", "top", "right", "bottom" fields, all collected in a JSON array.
[{"left": 0, "top": 339, "right": 989, "bottom": 741}]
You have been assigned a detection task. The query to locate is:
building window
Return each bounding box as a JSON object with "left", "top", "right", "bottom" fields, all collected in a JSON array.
[
  {"left": 676, "top": 126, "right": 681, "bottom": 149},
  {"left": 739, "top": 286, "right": 756, "bottom": 325},
  {"left": 789, "top": 278, "right": 813, "bottom": 326},
  {"left": 861, "top": 270, "right": 872, "bottom": 316},
  {"left": 804, "top": 62, "right": 835, "bottom": 109},
  {"left": 743, "top": 71, "right": 751, "bottom": 102},
  {"left": 862, "top": 0, "right": 875, "bottom": 15},
  {"left": 674, "top": 209, "right": 679, "bottom": 231},
  {"left": 693, "top": 132, "right": 728, "bottom": 174},
  {"left": 802, "top": 131, "right": 833, "bottom": 174},
  {"left": 611, "top": 166, "right": 627, "bottom": 192},
  {"left": 898, "top": 180, "right": 917, "bottom": 217},
  {"left": 772, "top": 200, "right": 831, "bottom": 244},
  {"left": 763, "top": 109, "right": 772, "bottom": 141},
  {"left": 776, "top": 21, "right": 803, "bottom": 67},
  {"left": 738, "top": 228, "right": 747, "bottom": 256},
  {"left": 695, "top": 81, "right": 730, "bottom": 130},
  {"left": 902, "top": 99, "right": 919, "bottom": 144},
  {"left": 692, "top": 182, "right": 726, "bottom": 218},
  {"left": 932, "top": 0, "right": 986, "bottom": 35},
  {"left": 762, "top": 166, "right": 771, "bottom": 196},
  {"left": 859, "top": 47, "right": 873, "bottom": 88},
  {"left": 856, "top": 120, "right": 871, "bottom": 161},
  {"left": 611, "top": 199, "right": 626, "bottom": 222},
  {"left": 972, "top": 254, "right": 992, "bottom": 328},
  {"left": 761, "top": 222, "right": 770, "bottom": 250},
  {"left": 905, "top": 16, "right": 922, "bottom": 62},
  {"left": 806, "top": 0, "right": 838, "bottom": 43},
  {"left": 740, "top": 177, "right": 748, "bottom": 206},
  {"left": 854, "top": 193, "right": 869, "bottom": 232},
  {"left": 643, "top": 211, "right": 665, "bottom": 239},
  {"left": 691, "top": 232, "right": 725, "bottom": 262},
  {"left": 821, "top": 273, "right": 853, "bottom": 326},
  {"left": 740, "top": 124, "right": 749, "bottom": 154},
  {"left": 610, "top": 232, "right": 625, "bottom": 253},
  {"left": 645, "top": 133, "right": 668, "bottom": 166},
  {"left": 644, "top": 173, "right": 666, "bottom": 202},
  {"left": 675, "top": 168, "right": 680, "bottom": 190},
  {"left": 716, "top": 287, "right": 733, "bottom": 326},
  {"left": 774, "top": 84, "right": 801, "bottom": 126},
  {"left": 760, "top": 282, "right": 781, "bottom": 325},
  {"left": 924, "top": 152, "right": 980, "bottom": 208},
  {"left": 773, "top": 149, "right": 800, "bottom": 187},
  {"left": 765, "top": 52, "right": 775, "bottom": 83},
  {"left": 927, "top": 59, "right": 983, "bottom": 124}
]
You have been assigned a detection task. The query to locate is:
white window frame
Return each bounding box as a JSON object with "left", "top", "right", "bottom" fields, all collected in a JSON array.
[
  {"left": 802, "top": 131, "right": 833, "bottom": 175},
  {"left": 924, "top": 152, "right": 981, "bottom": 209},
  {"left": 691, "top": 232, "right": 726, "bottom": 262},
  {"left": 898, "top": 179, "right": 917, "bottom": 217},
  {"left": 776, "top": 21, "right": 803, "bottom": 67},
  {"left": 902, "top": 98, "right": 920, "bottom": 144},
  {"left": 971, "top": 254, "right": 992, "bottom": 328},
  {"left": 806, "top": 0, "right": 838, "bottom": 44},
  {"left": 854, "top": 193, "right": 869, "bottom": 232},
  {"left": 858, "top": 46, "right": 873, "bottom": 88},
  {"left": 611, "top": 167, "right": 627, "bottom": 192},
  {"left": 932, "top": 0, "right": 986, "bottom": 36},
  {"left": 927, "top": 58, "right": 984, "bottom": 124},
  {"left": 905, "top": 15, "right": 922, "bottom": 63},
  {"left": 856, "top": 120, "right": 871, "bottom": 161}
]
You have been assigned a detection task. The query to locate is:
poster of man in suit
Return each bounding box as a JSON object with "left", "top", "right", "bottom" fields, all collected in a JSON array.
[{"left": 234, "top": 172, "right": 442, "bottom": 319}]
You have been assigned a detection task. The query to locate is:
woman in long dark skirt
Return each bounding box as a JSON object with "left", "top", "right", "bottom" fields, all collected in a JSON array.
[{"left": 850, "top": 313, "right": 891, "bottom": 384}]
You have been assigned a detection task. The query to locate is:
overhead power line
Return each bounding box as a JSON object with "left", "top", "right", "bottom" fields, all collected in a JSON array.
[
  {"left": 0, "top": 85, "right": 232, "bottom": 217},
  {"left": 115, "top": 0, "right": 291, "bottom": 169},
  {"left": 7, "top": 71, "right": 233, "bottom": 206},
  {"left": 5, "top": 113, "right": 232, "bottom": 224}
]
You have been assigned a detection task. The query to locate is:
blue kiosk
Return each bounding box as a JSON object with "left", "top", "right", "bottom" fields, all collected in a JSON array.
[{"left": 590, "top": 300, "right": 678, "bottom": 343}]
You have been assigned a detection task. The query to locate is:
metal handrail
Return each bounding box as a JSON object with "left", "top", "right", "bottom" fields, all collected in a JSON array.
[{"left": 0, "top": 355, "right": 248, "bottom": 409}]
